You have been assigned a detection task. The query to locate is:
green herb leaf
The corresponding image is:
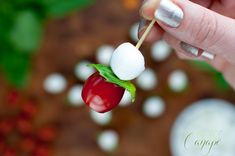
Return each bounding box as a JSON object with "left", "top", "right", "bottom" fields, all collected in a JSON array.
[
  {"left": 214, "top": 72, "right": 230, "bottom": 91},
  {"left": 0, "top": 0, "right": 96, "bottom": 88},
  {"left": 9, "top": 10, "right": 43, "bottom": 53},
  {"left": 189, "top": 60, "right": 215, "bottom": 72},
  {"left": 88, "top": 64, "right": 136, "bottom": 102},
  {"left": 190, "top": 60, "right": 230, "bottom": 91},
  {"left": 0, "top": 51, "right": 30, "bottom": 88},
  {"left": 41, "top": 0, "right": 95, "bottom": 18}
]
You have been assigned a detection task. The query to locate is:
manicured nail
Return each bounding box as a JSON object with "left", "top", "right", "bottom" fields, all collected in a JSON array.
[
  {"left": 142, "top": 0, "right": 149, "bottom": 5},
  {"left": 180, "top": 42, "right": 199, "bottom": 56},
  {"left": 140, "top": 0, "right": 153, "bottom": 20},
  {"left": 154, "top": 0, "right": 184, "bottom": 27},
  {"left": 138, "top": 18, "right": 150, "bottom": 39},
  {"left": 138, "top": 18, "right": 148, "bottom": 33},
  {"left": 201, "top": 51, "right": 215, "bottom": 60}
]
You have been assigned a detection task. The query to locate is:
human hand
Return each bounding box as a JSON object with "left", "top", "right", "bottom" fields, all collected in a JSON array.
[{"left": 139, "top": 0, "right": 235, "bottom": 89}]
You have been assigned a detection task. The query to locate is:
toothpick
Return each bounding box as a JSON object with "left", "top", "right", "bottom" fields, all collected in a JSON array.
[{"left": 136, "top": 19, "right": 156, "bottom": 49}]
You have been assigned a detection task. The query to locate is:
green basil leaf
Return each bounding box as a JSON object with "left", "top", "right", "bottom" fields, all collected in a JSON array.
[
  {"left": 88, "top": 64, "right": 136, "bottom": 102},
  {"left": 0, "top": 51, "right": 30, "bottom": 88},
  {"left": 41, "top": 0, "right": 95, "bottom": 18},
  {"left": 9, "top": 10, "right": 43, "bottom": 53},
  {"left": 189, "top": 60, "right": 215, "bottom": 72},
  {"left": 190, "top": 60, "right": 230, "bottom": 90}
]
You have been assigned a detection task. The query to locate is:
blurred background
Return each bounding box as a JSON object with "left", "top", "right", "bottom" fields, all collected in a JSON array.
[{"left": 0, "top": 0, "right": 235, "bottom": 156}]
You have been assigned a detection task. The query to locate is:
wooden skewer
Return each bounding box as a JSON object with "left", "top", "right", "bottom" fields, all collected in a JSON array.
[{"left": 136, "top": 19, "right": 156, "bottom": 49}]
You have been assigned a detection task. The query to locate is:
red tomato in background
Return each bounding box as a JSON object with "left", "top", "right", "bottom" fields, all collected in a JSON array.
[{"left": 82, "top": 72, "right": 125, "bottom": 113}]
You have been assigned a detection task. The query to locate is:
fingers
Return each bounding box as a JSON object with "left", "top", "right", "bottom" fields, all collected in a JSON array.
[
  {"left": 163, "top": 33, "right": 210, "bottom": 61},
  {"left": 140, "top": 0, "right": 235, "bottom": 66},
  {"left": 206, "top": 56, "right": 235, "bottom": 90},
  {"left": 220, "top": 0, "right": 235, "bottom": 8},
  {"left": 190, "top": 0, "right": 212, "bottom": 7},
  {"left": 163, "top": 33, "right": 235, "bottom": 89},
  {"left": 138, "top": 18, "right": 164, "bottom": 42},
  {"left": 213, "top": 0, "right": 235, "bottom": 17},
  {"left": 140, "top": 0, "right": 162, "bottom": 20}
]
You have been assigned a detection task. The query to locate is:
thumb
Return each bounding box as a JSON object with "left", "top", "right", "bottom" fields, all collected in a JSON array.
[{"left": 141, "top": 0, "right": 235, "bottom": 63}]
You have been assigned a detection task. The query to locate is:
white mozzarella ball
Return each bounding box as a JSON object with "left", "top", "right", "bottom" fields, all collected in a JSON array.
[
  {"left": 74, "top": 61, "right": 95, "bottom": 81},
  {"left": 143, "top": 96, "right": 165, "bottom": 118},
  {"left": 96, "top": 45, "right": 114, "bottom": 65},
  {"left": 67, "top": 85, "right": 83, "bottom": 106},
  {"left": 136, "top": 68, "right": 157, "bottom": 90},
  {"left": 151, "top": 40, "right": 172, "bottom": 61},
  {"left": 110, "top": 42, "right": 145, "bottom": 80},
  {"left": 168, "top": 70, "right": 188, "bottom": 92},
  {"left": 90, "top": 110, "right": 112, "bottom": 126},
  {"left": 43, "top": 73, "right": 67, "bottom": 94},
  {"left": 171, "top": 99, "right": 235, "bottom": 156},
  {"left": 97, "top": 130, "right": 119, "bottom": 152},
  {"left": 119, "top": 90, "right": 132, "bottom": 107},
  {"left": 129, "top": 22, "right": 139, "bottom": 42}
]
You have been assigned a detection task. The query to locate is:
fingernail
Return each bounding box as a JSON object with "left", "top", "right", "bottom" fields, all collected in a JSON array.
[
  {"left": 140, "top": 0, "right": 153, "bottom": 20},
  {"left": 138, "top": 18, "right": 150, "bottom": 39},
  {"left": 142, "top": 0, "right": 149, "bottom": 6},
  {"left": 154, "top": 0, "right": 184, "bottom": 27},
  {"left": 138, "top": 18, "right": 149, "bottom": 33},
  {"left": 180, "top": 42, "right": 199, "bottom": 56},
  {"left": 201, "top": 51, "right": 215, "bottom": 60}
]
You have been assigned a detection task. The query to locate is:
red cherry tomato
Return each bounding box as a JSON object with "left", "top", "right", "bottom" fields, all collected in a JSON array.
[
  {"left": 3, "top": 147, "right": 16, "bottom": 156},
  {"left": 16, "top": 117, "right": 32, "bottom": 134},
  {"left": 6, "top": 91, "right": 19, "bottom": 106},
  {"left": 21, "top": 137, "right": 35, "bottom": 152},
  {"left": 21, "top": 101, "right": 38, "bottom": 118},
  {"left": 33, "top": 145, "right": 51, "bottom": 156},
  {"left": 37, "top": 126, "right": 56, "bottom": 142},
  {"left": 82, "top": 72, "right": 125, "bottom": 113},
  {"left": 0, "top": 119, "right": 14, "bottom": 135}
]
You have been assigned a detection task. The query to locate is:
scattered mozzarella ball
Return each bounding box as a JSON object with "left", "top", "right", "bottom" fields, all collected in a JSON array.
[
  {"left": 151, "top": 40, "right": 172, "bottom": 61},
  {"left": 67, "top": 85, "right": 83, "bottom": 106},
  {"left": 74, "top": 61, "right": 95, "bottom": 81},
  {"left": 136, "top": 68, "right": 157, "bottom": 90},
  {"left": 119, "top": 90, "right": 132, "bottom": 107},
  {"left": 168, "top": 70, "right": 188, "bottom": 92},
  {"left": 90, "top": 110, "right": 112, "bottom": 126},
  {"left": 97, "top": 130, "right": 119, "bottom": 152},
  {"left": 129, "top": 22, "right": 139, "bottom": 42},
  {"left": 110, "top": 42, "right": 145, "bottom": 80},
  {"left": 43, "top": 73, "right": 67, "bottom": 94},
  {"left": 143, "top": 96, "right": 165, "bottom": 118},
  {"left": 171, "top": 99, "right": 235, "bottom": 156},
  {"left": 96, "top": 45, "right": 114, "bottom": 65}
]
